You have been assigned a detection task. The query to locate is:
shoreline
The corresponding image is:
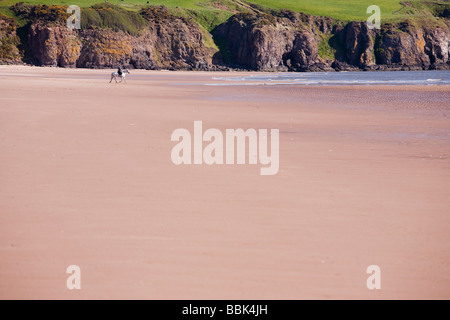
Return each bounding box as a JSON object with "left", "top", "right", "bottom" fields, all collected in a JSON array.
[
  {"left": 2, "top": 63, "right": 449, "bottom": 72},
  {"left": 2, "top": 65, "right": 450, "bottom": 88}
]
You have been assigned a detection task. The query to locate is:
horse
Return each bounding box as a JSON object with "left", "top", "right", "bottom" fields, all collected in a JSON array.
[{"left": 110, "top": 69, "right": 130, "bottom": 84}]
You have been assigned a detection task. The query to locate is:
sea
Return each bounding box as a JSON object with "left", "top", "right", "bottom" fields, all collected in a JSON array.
[{"left": 209, "top": 70, "right": 450, "bottom": 86}]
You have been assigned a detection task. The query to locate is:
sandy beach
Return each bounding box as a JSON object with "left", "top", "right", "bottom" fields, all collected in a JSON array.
[{"left": 0, "top": 65, "right": 449, "bottom": 299}]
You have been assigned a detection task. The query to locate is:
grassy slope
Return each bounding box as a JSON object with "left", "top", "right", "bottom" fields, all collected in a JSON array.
[
  {"left": 0, "top": 0, "right": 441, "bottom": 20},
  {"left": 0, "top": 1, "right": 446, "bottom": 33},
  {"left": 248, "top": 0, "right": 404, "bottom": 21}
]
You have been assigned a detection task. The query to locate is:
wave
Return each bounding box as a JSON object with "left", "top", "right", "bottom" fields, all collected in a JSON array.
[{"left": 210, "top": 71, "right": 450, "bottom": 86}]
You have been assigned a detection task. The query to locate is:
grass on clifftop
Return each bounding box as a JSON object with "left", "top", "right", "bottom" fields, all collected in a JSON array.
[
  {"left": 1, "top": 1, "right": 448, "bottom": 22},
  {"left": 81, "top": 3, "right": 146, "bottom": 35},
  {"left": 1, "top": 1, "right": 448, "bottom": 34}
]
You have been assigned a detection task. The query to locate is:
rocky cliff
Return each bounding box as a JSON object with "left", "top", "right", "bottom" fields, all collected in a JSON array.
[
  {"left": 374, "top": 21, "right": 449, "bottom": 69},
  {"left": 76, "top": 7, "right": 214, "bottom": 70},
  {"left": 10, "top": 4, "right": 215, "bottom": 69},
  {"left": 212, "top": 12, "right": 322, "bottom": 71},
  {"left": 1, "top": 3, "right": 449, "bottom": 71},
  {"left": 28, "top": 23, "right": 81, "bottom": 67},
  {"left": 213, "top": 11, "right": 449, "bottom": 71}
]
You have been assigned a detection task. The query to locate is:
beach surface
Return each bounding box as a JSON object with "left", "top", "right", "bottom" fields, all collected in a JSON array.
[{"left": 0, "top": 66, "right": 449, "bottom": 299}]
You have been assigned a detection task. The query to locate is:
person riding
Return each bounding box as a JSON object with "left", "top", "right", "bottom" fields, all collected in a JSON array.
[{"left": 117, "top": 66, "right": 122, "bottom": 76}]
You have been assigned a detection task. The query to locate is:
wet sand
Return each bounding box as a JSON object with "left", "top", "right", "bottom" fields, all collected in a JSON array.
[{"left": 0, "top": 66, "right": 449, "bottom": 299}]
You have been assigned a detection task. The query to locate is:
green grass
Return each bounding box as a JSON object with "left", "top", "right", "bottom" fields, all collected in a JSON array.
[
  {"left": 0, "top": 1, "right": 446, "bottom": 27},
  {"left": 184, "top": 8, "right": 233, "bottom": 31},
  {"left": 0, "top": 1, "right": 404, "bottom": 20},
  {"left": 0, "top": 6, "right": 15, "bottom": 18},
  {"left": 247, "top": 0, "right": 404, "bottom": 21},
  {"left": 197, "top": 23, "right": 219, "bottom": 50},
  {"left": 81, "top": 3, "right": 146, "bottom": 35},
  {"left": 317, "top": 33, "right": 334, "bottom": 60},
  {"left": 0, "top": 1, "right": 239, "bottom": 32},
  {"left": 0, "top": 1, "right": 211, "bottom": 10}
]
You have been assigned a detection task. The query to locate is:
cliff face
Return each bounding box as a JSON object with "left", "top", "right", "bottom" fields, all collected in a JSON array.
[
  {"left": 0, "top": 14, "right": 21, "bottom": 64},
  {"left": 214, "top": 12, "right": 449, "bottom": 71},
  {"left": 343, "top": 22, "right": 375, "bottom": 67},
  {"left": 5, "top": 4, "right": 450, "bottom": 71},
  {"left": 28, "top": 23, "right": 81, "bottom": 67},
  {"left": 23, "top": 6, "right": 214, "bottom": 69},
  {"left": 375, "top": 23, "right": 429, "bottom": 67},
  {"left": 370, "top": 22, "right": 449, "bottom": 70},
  {"left": 425, "top": 27, "right": 449, "bottom": 65},
  {"left": 143, "top": 10, "right": 214, "bottom": 70},
  {"left": 76, "top": 28, "right": 134, "bottom": 68},
  {"left": 76, "top": 8, "right": 214, "bottom": 69},
  {"left": 213, "top": 12, "right": 323, "bottom": 71}
]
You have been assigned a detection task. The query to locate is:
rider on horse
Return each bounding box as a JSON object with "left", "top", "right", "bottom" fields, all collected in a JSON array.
[{"left": 110, "top": 66, "right": 129, "bottom": 83}]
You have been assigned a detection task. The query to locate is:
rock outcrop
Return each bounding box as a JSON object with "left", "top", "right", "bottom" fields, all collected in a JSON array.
[
  {"left": 424, "top": 26, "right": 449, "bottom": 67},
  {"left": 213, "top": 12, "right": 321, "bottom": 71},
  {"left": 28, "top": 23, "right": 81, "bottom": 67},
  {"left": 77, "top": 7, "right": 214, "bottom": 69},
  {"left": 75, "top": 28, "right": 134, "bottom": 68},
  {"left": 343, "top": 21, "right": 375, "bottom": 67},
  {"left": 142, "top": 8, "right": 214, "bottom": 70},
  {"left": 375, "top": 22, "right": 430, "bottom": 68}
]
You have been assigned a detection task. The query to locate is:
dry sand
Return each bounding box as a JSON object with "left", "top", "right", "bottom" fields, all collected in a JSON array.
[{"left": 0, "top": 65, "right": 449, "bottom": 299}]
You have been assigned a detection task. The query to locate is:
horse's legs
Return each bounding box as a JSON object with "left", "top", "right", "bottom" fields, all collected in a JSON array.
[
  {"left": 110, "top": 75, "right": 113, "bottom": 83},
  {"left": 123, "top": 77, "right": 127, "bottom": 84}
]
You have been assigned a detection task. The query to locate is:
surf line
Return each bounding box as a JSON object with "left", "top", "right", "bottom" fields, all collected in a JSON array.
[{"left": 171, "top": 121, "right": 279, "bottom": 176}]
